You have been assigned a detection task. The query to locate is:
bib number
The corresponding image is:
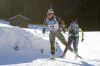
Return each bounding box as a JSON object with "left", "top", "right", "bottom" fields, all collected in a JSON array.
[{"left": 48, "top": 24, "right": 59, "bottom": 31}]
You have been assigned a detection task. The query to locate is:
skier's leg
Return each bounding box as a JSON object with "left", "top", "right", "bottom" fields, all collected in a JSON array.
[
  {"left": 56, "top": 32, "right": 68, "bottom": 57},
  {"left": 61, "top": 38, "right": 73, "bottom": 58},
  {"left": 57, "top": 32, "right": 68, "bottom": 46},
  {"left": 67, "top": 36, "right": 74, "bottom": 52},
  {"left": 73, "top": 37, "right": 82, "bottom": 59},
  {"left": 73, "top": 37, "right": 79, "bottom": 55},
  {"left": 62, "top": 36, "right": 74, "bottom": 56},
  {"left": 49, "top": 31, "right": 56, "bottom": 59},
  {"left": 57, "top": 32, "right": 72, "bottom": 57},
  {"left": 63, "top": 36, "right": 74, "bottom": 55}
]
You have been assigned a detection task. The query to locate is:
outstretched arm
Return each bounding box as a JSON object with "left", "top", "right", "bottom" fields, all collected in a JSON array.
[
  {"left": 79, "top": 28, "right": 84, "bottom": 42},
  {"left": 42, "top": 17, "right": 47, "bottom": 34}
]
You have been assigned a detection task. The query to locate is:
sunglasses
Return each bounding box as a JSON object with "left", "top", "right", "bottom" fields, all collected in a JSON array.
[{"left": 47, "top": 13, "right": 53, "bottom": 16}]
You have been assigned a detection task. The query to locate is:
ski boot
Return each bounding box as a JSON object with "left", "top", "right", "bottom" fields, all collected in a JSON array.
[
  {"left": 50, "top": 54, "right": 55, "bottom": 60},
  {"left": 60, "top": 54, "right": 65, "bottom": 58}
]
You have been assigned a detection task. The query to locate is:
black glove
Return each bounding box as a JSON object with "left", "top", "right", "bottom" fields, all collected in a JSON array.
[
  {"left": 43, "top": 28, "right": 45, "bottom": 34},
  {"left": 81, "top": 38, "right": 84, "bottom": 42}
]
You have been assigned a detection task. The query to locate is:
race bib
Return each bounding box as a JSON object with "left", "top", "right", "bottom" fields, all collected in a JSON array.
[{"left": 48, "top": 23, "right": 59, "bottom": 31}]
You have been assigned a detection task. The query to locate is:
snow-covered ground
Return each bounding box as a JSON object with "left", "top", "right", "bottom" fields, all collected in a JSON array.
[
  {"left": 0, "top": 19, "right": 10, "bottom": 25},
  {"left": 0, "top": 23, "right": 100, "bottom": 66}
]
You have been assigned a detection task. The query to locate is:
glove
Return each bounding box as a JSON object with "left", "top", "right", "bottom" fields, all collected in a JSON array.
[
  {"left": 81, "top": 38, "right": 84, "bottom": 42},
  {"left": 43, "top": 28, "right": 45, "bottom": 34}
]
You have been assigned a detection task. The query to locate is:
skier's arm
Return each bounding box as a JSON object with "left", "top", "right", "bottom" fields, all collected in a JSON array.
[
  {"left": 79, "top": 28, "right": 84, "bottom": 42},
  {"left": 42, "top": 17, "right": 47, "bottom": 34}
]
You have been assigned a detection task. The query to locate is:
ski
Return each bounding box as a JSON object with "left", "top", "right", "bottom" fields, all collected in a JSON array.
[{"left": 75, "top": 55, "right": 83, "bottom": 60}]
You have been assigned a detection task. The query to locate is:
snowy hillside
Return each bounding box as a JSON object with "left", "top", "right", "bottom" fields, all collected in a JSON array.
[
  {"left": 0, "top": 23, "right": 100, "bottom": 66},
  {"left": 0, "top": 23, "right": 51, "bottom": 64},
  {"left": 0, "top": 19, "right": 10, "bottom": 25}
]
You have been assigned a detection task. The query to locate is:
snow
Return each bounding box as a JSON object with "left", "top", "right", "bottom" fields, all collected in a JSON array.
[
  {"left": 0, "top": 23, "right": 100, "bottom": 66},
  {"left": 0, "top": 19, "right": 10, "bottom": 25}
]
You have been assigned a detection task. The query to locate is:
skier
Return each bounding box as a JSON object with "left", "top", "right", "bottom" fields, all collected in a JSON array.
[
  {"left": 43, "top": 9, "right": 68, "bottom": 59},
  {"left": 61, "top": 19, "right": 84, "bottom": 59}
]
